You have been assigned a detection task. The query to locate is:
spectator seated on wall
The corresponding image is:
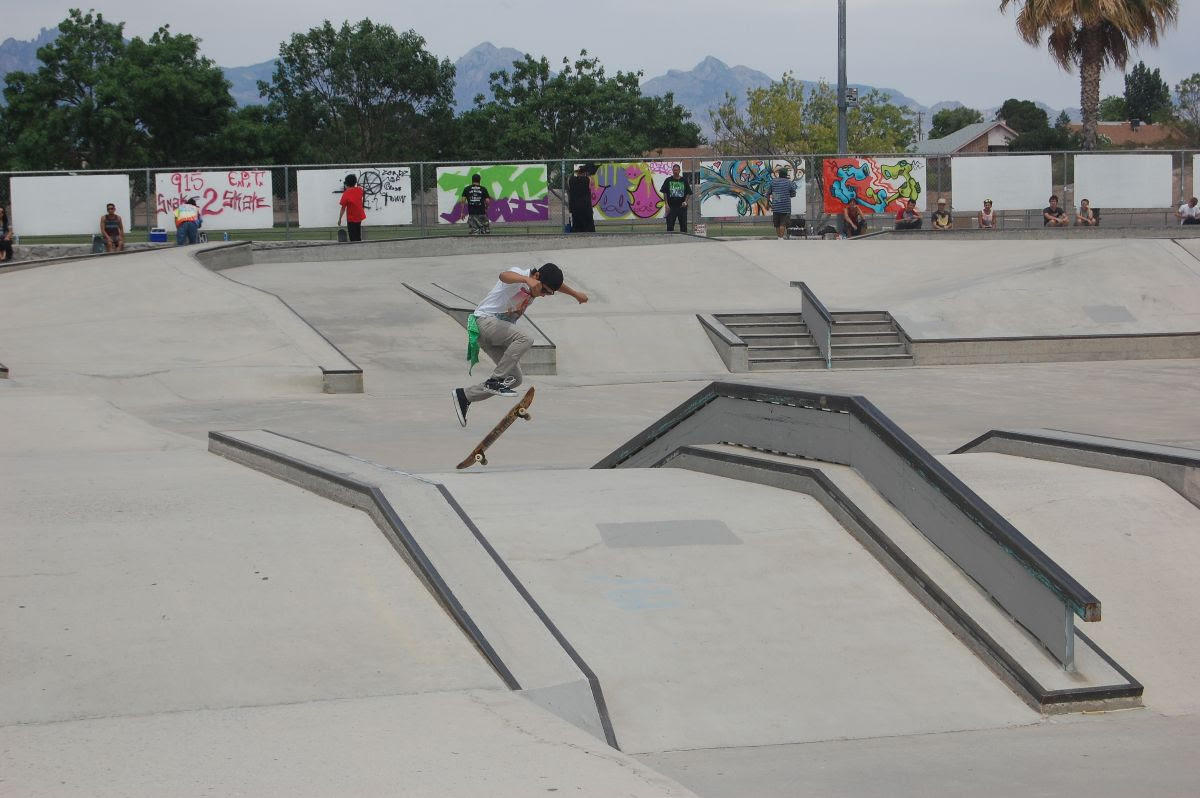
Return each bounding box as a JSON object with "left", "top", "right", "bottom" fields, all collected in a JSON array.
[
  {"left": 932, "top": 198, "right": 953, "bottom": 231},
  {"left": 1178, "top": 197, "right": 1200, "bottom": 225},
  {"left": 1043, "top": 195, "right": 1068, "bottom": 227},
  {"left": 843, "top": 203, "right": 866, "bottom": 237},
  {"left": 1076, "top": 198, "right": 1099, "bottom": 226},
  {"left": 978, "top": 199, "right": 996, "bottom": 229},
  {"left": 0, "top": 205, "right": 13, "bottom": 263},
  {"left": 894, "top": 198, "right": 922, "bottom": 230},
  {"left": 100, "top": 202, "right": 125, "bottom": 251}
]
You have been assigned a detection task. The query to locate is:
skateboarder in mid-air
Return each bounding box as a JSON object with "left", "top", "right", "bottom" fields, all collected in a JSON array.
[{"left": 452, "top": 263, "right": 587, "bottom": 426}]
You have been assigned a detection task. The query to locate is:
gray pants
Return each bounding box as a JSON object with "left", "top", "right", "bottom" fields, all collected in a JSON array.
[{"left": 464, "top": 314, "right": 531, "bottom": 402}]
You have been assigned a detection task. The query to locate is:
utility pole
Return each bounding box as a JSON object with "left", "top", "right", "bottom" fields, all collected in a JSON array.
[
  {"left": 916, "top": 111, "right": 924, "bottom": 142},
  {"left": 837, "top": 0, "right": 848, "bottom": 154}
]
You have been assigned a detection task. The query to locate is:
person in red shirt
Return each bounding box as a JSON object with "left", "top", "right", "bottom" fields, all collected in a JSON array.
[{"left": 337, "top": 174, "right": 366, "bottom": 241}]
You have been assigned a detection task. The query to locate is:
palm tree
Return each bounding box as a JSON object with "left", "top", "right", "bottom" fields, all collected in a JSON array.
[{"left": 999, "top": 0, "right": 1178, "bottom": 149}]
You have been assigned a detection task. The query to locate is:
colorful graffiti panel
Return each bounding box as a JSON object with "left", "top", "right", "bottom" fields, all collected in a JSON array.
[
  {"left": 435, "top": 164, "right": 549, "bottom": 224},
  {"left": 576, "top": 161, "right": 681, "bottom": 221},
  {"left": 296, "top": 167, "right": 412, "bottom": 227},
  {"left": 822, "top": 157, "right": 925, "bottom": 214},
  {"left": 155, "top": 170, "right": 274, "bottom": 230},
  {"left": 699, "top": 159, "right": 806, "bottom": 218}
]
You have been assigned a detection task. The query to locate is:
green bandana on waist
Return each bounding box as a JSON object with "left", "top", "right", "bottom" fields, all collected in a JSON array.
[{"left": 466, "top": 314, "right": 480, "bottom": 373}]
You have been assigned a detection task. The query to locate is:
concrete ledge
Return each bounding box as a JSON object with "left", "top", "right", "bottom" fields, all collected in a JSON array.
[
  {"left": 953, "top": 429, "right": 1200, "bottom": 511},
  {"left": 878, "top": 229, "right": 1200, "bottom": 240},
  {"left": 662, "top": 445, "right": 1142, "bottom": 713},
  {"left": 696, "top": 314, "right": 748, "bottom": 372},
  {"left": 403, "top": 282, "right": 556, "bottom": 375},
  {"left": 207, "top": 429, "right": 617, "bottom": 748},
  {"left": 903, "top": 330, "right": 1200, "bottom": 365}
]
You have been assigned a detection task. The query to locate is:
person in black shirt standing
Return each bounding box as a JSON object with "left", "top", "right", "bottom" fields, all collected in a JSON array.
[
  {"left": 660, "top": 164, "right": 692, "bottom": 232},
  {"left": 462, "top": 174, "right": 492, "bottom": 234},
  {"left": 567, "top": 165, "right": 595, "bottom": 232}
]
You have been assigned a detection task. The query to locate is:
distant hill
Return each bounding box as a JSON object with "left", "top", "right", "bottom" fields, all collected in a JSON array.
[
  {"left": 224, "top": 59, "right": 275, "bottom": 107},
  {"left": 452, "top": 41, "right": 530, "bottom": 112}
]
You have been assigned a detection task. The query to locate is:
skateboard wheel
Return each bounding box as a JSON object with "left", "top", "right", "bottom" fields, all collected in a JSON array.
[
  {"left": 476, "top": 453, "right": 486, "bottom": 466},
  {"left": 517, "top": 408, "right": 530, "bottom": 420}
]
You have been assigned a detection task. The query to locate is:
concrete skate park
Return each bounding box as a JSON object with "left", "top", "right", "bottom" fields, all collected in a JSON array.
[{"left": 2, "top": 231, "right": 1199, "bottom": 797}]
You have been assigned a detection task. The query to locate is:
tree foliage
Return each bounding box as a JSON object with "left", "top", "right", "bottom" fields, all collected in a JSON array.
[
  {"left": 996, "top": 98, "right": 1049, "bottom": 133},
  {"left": 261, "top": 20, "right": 455, "bottom": 162},
  {"left": 998, "top": 0, "right": 1178, "bottom": 149},
  {"left": 710, "top": 74, "right": 915, "bottom": 154},
  {"left": 1007, "top": 106, "right": 1081, "bottom": 151},
  {"left": 1123, "top": 60, "right": 1171, "bottom": 122},
  {"left": 928, "top": 106, "right": 984, "bottom": 140},
  {"left": 1171, "top": 73, "right": 1200, "bottom": 145},
  {"left": 1, "top": 9, "right": 232, "bottom": 168},
  {"left": 456, "top": 51, "right": 699, "bottom": 160},
  {"left": 1099, "top": 95, "right": 1128, "bottom": 121}
]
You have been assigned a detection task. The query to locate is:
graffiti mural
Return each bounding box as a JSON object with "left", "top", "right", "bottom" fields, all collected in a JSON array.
[
  {"left": 821, "top": 157, "right": 924, "bottom": 214},
  {"left": 435, "top": 165, "right": 549, "bottom": 224},
  {"left": 577, "top": 161, "right": 681, "bottom": 220},
  {"left": 155, "top": 170, "right": 274, "bottom": 230},
  {"left": 295, "top": 167, "right": 412, "bottom": 227},
  {"left": 699, "top": 159, "right": 806, "bottom": 218}
]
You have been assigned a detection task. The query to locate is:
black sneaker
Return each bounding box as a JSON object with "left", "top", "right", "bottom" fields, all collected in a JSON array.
[
  {"left": 483, "top": 376, "right": 518, "bottom": 396},
  {"left": 451, "top": 388, "right": 470, "bottom": 426}
]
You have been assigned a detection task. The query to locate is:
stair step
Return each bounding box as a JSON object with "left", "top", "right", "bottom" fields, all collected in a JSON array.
[
  {"left": 831, "top": 332, "right": 903, "bottom": 344},
  {"left": 715, "top": 313, "right": 804, "bottom": 325},
  {"left": 828, "top": 354, "right": 915, "bottom": 369},
  {"left": 740, "top": 334, "right": 815, "bottom": 346},
  {"left": 830, "top": 343, "right": 909, "bottom": 357},
  {"left": 747, "top": 344, "right": 821, "bottom": 356},
  {"left": 747, "top": 356, "right": 829, "bottom": 371},
  {"left": 832, "top": 321, "right": 895, "bottom": 333},
  {"left": 725, "top": 323, "right": 809, "bottom": 335},
  {"left": 831, "top": 311, "right": 890, "bottom": 322}
]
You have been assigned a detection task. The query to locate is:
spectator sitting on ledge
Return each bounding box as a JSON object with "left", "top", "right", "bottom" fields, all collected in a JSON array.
[
  {"left": 1178, "top": 196, "right": 1199, "bottom": 225},
  {"left": 1043, "top": 194, "right": 1068, "bottom": 227},
  {"left": 932, "top": 198, "right": 953, "bottom": 231},
  {"left": 894, "top": 198, "right": 922, "bottom": 230},
  {"left": 1076, "top": 198, "right": 1099, "bottom": 226}
]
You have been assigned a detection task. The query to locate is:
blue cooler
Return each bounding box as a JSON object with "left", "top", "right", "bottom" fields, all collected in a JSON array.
[{"left": 148, "top": 227, "right": 168, "bottom": 243}]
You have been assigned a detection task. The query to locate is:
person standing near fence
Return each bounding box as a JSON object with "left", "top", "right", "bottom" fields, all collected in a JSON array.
[
  {"left": 660, "top": 164, "right": 692, "bottom": 233},
  {"left": 567, "top": 165, "right": 595, "bottom": 233},
  {"left": 100, "top": 203, "right": 125, "bottom": 252},
  {"left": 462, "top": 173, "right": 492, "bottom": 235},
  {"left": 337, "top": 174, "right": 366, "bottom": 241},
  {"left": 766, "top": 166, "right": 796, "bottom": 239},
  {"left": 0, "top": 206, "right": 13, "bottom": 263},
  {"left": 173, "top": 198, "right": 202, "bottom": 245}
]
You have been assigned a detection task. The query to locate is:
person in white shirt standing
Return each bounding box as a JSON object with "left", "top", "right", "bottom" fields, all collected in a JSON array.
[
  {"left": 1177, "top": 197, "right": 1199, "bottom": 225},
  {"left": 451, "top": 263, "right": 588, "bottom": 426}
]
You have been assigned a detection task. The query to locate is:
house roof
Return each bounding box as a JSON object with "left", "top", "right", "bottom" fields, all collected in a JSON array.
[
  {"left": 919, "top": 121, "right": 1017, "bottom": 155},
  {"left": 1066, "top": 122, "right": 1178, "bottom": 146}
]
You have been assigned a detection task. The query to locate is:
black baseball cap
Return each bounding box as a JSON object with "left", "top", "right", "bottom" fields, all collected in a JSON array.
[{"left": 536, "top": 262, "right": 563, "bottom": 290}]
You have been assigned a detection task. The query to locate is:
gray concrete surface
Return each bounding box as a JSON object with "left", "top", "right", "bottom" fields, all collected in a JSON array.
[{"left": 3, "top": 236, "right": 1200, "bottom": 795}]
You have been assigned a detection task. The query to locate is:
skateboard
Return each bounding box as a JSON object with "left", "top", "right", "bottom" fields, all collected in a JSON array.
[{"left": 456, "top": 386, "right": 535, "bottom": 469}]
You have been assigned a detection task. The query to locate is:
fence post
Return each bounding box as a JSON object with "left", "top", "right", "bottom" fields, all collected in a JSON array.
[
  {"left": 560, "top": 159, "right": 567, "bottom": 232},
  {"left": 145, "top": 168, "right": 152, "bottom": 236},
  {"left": 419, "top": 163, "right": 426, "bottom": 237},
  {"left": 283, "top": 165, "right": 290, "bottom": 240}
]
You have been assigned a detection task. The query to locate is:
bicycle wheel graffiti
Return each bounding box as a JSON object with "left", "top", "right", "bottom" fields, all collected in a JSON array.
[
  {"left": 699, "top": 159, "right": 805, "bottom": 217},
  {"left": 822, "top": 157, "right": 924, "bottom": 214}
]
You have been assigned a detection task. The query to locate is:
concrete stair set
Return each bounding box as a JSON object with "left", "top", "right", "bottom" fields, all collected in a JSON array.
[{"left": 714, "top": 310, "right": 914, "bottom": 371}]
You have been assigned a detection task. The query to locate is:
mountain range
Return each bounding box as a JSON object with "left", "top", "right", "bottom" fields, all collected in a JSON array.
[{"left": 0, "top": 33, "right": 1080, "bottom": 138}]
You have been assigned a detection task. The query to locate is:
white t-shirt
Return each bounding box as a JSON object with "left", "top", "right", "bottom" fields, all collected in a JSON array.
[
  {"left": 1179, "top": 203, "right": 1200, "bottom": 222},
  {"left": 475, "top": 267, "right": 534, "bottom": 322}
]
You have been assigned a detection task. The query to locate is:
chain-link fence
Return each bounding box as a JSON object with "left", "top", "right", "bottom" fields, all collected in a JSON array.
[{"left": 1, "top": 149, "right": 1197, "bottom": 244}]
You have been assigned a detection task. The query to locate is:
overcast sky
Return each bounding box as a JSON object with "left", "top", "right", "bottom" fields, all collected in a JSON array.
[{"left": 7, "top": 1, "right": 1197, "bottom": 110}]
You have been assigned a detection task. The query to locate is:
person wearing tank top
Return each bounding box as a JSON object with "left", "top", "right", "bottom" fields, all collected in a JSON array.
[
  {"left": 100, "top": 202, "right": 125, "bottom": 251},
  {"left": 978, "top": 199, "right": 996, "bottom": 229}
]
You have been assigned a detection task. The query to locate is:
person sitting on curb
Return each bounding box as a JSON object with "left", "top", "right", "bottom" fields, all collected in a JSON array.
[
  {"left": 1076, "top": 198, "right": 1099, "bottom": 226},
  {"left": 894, "top": 198, "right": 922, "bottom": 230},
  {"left": 932, "top": 198, "right": 953, "bottom": 231},
  {"left": 0, "top": 205, "right": 13, "bottom": 263},
  {"left": 843, "top": 203, "right": 865, "bottom": 238},
  {"left": 451, "top": 263, "right": 588, "bottom": 427},
  {"left": 1043, "top": 195, "right": 1068, "bottom": 227},
  {"left": 978, "top": 199, "right": 996, "bottom": 229},
  {"left": 1177, "top": 196, "right": 1200, "bottom": 225},
  {"left": 100, "top": 202, "right": 125, "bottom": 252}
]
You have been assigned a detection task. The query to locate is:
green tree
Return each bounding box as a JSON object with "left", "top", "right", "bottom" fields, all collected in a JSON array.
[
  {"left": 1123, "top": 60, "right": 1171, "bottom": 121},
  {"left": 458, "top": 51, "right": 699, "bottom": 160},
  {"left": 1, "top": 9, "right": 233, "bottom": 169},
  {"left": 1171, "top": 73, "right": 1200, "bottom": 145},
  {"left": 996, "top": 98, "right": 1049, "bottom": 133},
  {"left": 1008, "top": 109, "right": 1080, "bottom": 151},
  {"left": 261, "top": 20, "right": 455, "bottom": 162},
  {"left": 1099, "top": 95, "right": 1128, "bottom": 121},
  {"left": 999, "top": 0, "right": 1178, "bottom": 149},
  {"left": 710, "top": 76, "right": 914, "bottom": 154},
  {"left": 928, "top": 106, "right": 984, "bottom": 140}
]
